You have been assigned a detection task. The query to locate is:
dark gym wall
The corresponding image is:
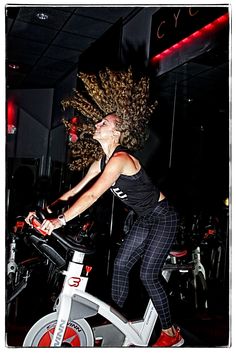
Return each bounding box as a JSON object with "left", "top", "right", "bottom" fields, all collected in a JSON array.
[
  {"left": 7, "top": 88, "right": 54, "bottom": 174},
  {"left": 49, "top": 68, "right": 78, "bottom": 166}
]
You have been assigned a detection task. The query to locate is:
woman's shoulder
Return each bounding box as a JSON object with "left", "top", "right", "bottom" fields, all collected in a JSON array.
[{"left": 111, "top": 150, "right": 141, "bottom": 175}]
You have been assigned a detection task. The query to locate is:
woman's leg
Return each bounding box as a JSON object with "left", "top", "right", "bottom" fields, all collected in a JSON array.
[
  {"left": 111, "top": 217, "right": 149, "bottom": 307},
  {"left": 140, "top": 209, "right": 178, "bottom": 329}
]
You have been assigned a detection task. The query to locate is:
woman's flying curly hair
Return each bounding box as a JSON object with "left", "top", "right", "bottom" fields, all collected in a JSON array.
[{"left": 61, "top": 67, "right": 158, "bottom": 171}]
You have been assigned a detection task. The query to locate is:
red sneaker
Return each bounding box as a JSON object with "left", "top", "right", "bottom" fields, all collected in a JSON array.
[{"left": 152, "top": 327, "right": 184, "bottom": 347}]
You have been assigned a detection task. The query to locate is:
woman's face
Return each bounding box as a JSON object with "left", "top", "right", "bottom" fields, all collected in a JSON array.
[{"left": 93, "top": 114, "right": 120, "bottom": 142}]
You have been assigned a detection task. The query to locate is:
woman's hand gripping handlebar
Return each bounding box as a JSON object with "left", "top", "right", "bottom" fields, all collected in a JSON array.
[
  {"left": 25, "top": 209, "right": 63, "bottom": 236},
  {"left": 25, "top": 209, "right": 95, "bottom": 254}
]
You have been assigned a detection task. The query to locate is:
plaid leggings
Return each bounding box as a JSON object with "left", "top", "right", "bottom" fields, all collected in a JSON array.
[{"left": 111, "top": 199, "right": 178, "bottom": 329}]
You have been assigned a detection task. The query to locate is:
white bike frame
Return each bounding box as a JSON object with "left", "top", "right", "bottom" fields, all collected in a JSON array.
[{"left": 49, "top": 249, "right": 158, "bottom": 347}]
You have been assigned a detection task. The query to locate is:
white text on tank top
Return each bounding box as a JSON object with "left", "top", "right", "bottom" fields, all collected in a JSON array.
[{"left": 110, "top": 181, "right": 128, "bottom": 200}]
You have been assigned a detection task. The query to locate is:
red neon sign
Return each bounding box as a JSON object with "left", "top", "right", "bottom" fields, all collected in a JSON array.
[{"left": 151, "top": 13, "right": 229, "bottom": 63}]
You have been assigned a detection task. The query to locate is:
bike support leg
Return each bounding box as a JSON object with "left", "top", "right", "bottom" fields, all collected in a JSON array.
[{"left": 50, "top": 295, "right": 72, "bottom": 347}]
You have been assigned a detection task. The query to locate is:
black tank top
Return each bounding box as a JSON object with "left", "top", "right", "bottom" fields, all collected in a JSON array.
[{"left": 100, "top": 146, "right": 160, "bottom": 216}]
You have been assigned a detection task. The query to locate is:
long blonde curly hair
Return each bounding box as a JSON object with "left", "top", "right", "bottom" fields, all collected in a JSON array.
[{"left": 62, "top": 67, "right": 158, "bottom": 171}]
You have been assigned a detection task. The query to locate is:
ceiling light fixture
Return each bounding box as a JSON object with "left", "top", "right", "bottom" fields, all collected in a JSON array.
[
  {"left": 151, "top": 13, "right": 229, "bottom": 63},
  {"left": 8, "top": 64, "right": 20, "bottom": 70},
  {"left": 187, "top": 98, "right": 194, "bottom": 103},
  {"left": 36, "top": 12, "right": 49, "bottom": 20}
]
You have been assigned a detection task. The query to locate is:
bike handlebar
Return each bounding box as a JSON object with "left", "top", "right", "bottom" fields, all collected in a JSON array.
[
  {"left": 51, "top": 230, "right": 95, "bottom": 255},
  {"left": 29, "top": 234, "right": 66, "bottom": 269},
  {"left": 30, "top": 209, "right": 95, "bottom": 255}
]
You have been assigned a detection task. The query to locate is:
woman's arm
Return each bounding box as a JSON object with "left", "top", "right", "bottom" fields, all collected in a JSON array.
[
  {"left": 47, "top": 159, "right": 102, "bottom": 211},
  {"left": 64, "top": 156, "right": 124, "bottom": 222},
  {"left": 41, "top": 155, "right": 126, "bottom": 233}
]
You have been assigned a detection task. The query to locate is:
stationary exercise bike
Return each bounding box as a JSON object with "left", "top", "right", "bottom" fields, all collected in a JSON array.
[{"left": 23, "top": 209, "right": 161, "bottom": 347}]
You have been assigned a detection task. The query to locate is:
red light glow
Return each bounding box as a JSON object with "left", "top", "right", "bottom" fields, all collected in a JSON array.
[
  {"left": 163, "top": 49, "right": 171, "bottom": 55},
  {"left": 204, "top": 23, "right": 214, "bottom": 30},
  {"left": 71, "top": 116, "right": 79, "bottom": 124},
  {"left": 191, "top": 30, "right": 201, "bottom": 37},
  {"left": 216, "top": 14, "right": 228, "bottom": 23},
  {"left": 181, "top": 37, "right": 190, "bottom": 44},
  {"left": 173, "top": 43, "right": 180, "bottom": 49},
  {"left": 151, "top": 13, "right": 229, "bottom": 63},
  {"left": 7, "top": 100, "right": 17, "bottom": 134},
  {"left": 7, "top": 100, "right": 16, "bottom": 126}
]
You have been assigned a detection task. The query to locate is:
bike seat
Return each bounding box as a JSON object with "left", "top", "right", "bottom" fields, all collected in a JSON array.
[{"left": 169, "top": 250, "right": 188, "bottom": 258}]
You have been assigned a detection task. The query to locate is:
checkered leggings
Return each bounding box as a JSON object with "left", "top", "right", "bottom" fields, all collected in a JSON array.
[{"left": 111, "top": 199, "right": 178, "bottom": 329}]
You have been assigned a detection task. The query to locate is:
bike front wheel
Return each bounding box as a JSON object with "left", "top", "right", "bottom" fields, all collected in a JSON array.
[{"left": 23, "top": 312, "right": 94, "bottom": 347}]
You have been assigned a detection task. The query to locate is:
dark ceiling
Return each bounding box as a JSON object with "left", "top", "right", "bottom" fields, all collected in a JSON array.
[
  {"left": 6, "top": 5, "right": 229, "bottom": 105},
  {"left": 6, "top": 5, "right": 140, "bottom": 89}
]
